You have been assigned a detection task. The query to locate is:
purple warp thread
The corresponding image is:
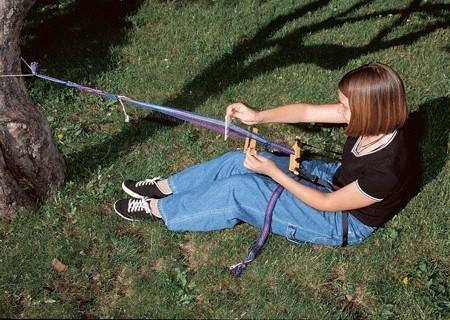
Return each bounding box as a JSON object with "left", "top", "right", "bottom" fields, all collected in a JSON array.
[{"left": 28, "top": 62, "right": 293, "bottom": 155}]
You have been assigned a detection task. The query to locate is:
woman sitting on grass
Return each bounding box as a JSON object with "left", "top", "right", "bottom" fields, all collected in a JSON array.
[{"left": 114, "top": 62, "right": 413, "bottom": 246}]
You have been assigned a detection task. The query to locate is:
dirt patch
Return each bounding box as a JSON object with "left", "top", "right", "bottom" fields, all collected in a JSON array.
[
  {"left": 338, "top": 289, "right": 369, "bottom": 320},
  {"left": 320, "top": 266, "right": 372, "bottom": 319},
  {"left": 114, "top": 224, "right": 147, "bottom": 246},
  {"left": 148, "top": 257, "right": 168, "bottom": 272},
  {"left": 178, "top": 241, "right": 213, "bottom": 272},
  {"left": 96, "top": 267, "right": 135, "bottom": 314},
  {"left": 43, "top": 272, "right": 100, "bottom": 317}
]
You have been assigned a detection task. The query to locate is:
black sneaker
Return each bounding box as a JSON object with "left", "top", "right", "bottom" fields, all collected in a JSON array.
[
  {"left": 114, "top": 198, "right": 154, "bottom": 221},
  {"left": 122, "top": 177, "right": 170, "bottom": 199}
]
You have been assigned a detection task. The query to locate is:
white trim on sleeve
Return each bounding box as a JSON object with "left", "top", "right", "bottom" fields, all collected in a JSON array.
[{"left": 355, "top": 180, "right": 383, "bottom": 202}]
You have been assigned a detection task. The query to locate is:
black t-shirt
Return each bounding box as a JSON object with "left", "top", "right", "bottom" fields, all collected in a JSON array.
[{"left": 332, "top": 130, "right": 413, "bottom": 227}]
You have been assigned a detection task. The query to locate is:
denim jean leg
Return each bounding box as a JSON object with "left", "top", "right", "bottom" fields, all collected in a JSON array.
[
  {"left": 167, "top": 151, "right": 250, "bottom": 194},
  {"left": 159, "top": 171, "right": 347, "bottom": 246},
  {"left": 301, "top": 160, "right": 341, "bottom": 182},
  {"left": 158, "top": 173, "right": 280, "bottom": 232},
  {"left": 347, "top": 214, "right": 377, "bottom": 244},
  {"left": 159, "top": 152, "right": 355, "bottom": 246},
  {"left": 168, "top": 151, "right": 291, "bottom": 194},
  {"left": 265, "top": 182, "right": 344, "bottom": 246}
]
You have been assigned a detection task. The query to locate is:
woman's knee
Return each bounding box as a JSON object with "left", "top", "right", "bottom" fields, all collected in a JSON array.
[
  {"left": 218, "top": 151, "right": 247, "bottom": 172},
  {"left": 221, "top": 151, "right": 245, "bottom": 162},
  {"left": 223, "top": 175, "right": 275, "bottom": 209}
]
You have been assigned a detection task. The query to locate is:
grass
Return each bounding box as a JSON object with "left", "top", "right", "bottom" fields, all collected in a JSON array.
[{"left": 1, "top": 0, "right": 449, "bottom": 318}]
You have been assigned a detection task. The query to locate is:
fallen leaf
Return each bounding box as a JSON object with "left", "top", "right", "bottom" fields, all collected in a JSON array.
[{"left": 52, "top": 258, "right": 67, "bottom": 272}]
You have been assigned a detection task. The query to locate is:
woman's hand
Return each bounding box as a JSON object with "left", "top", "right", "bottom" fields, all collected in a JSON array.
[
  {"left": 244, "top": 151, "right": 280, "bottom": 177},
  {"left": 226, "top": 102, "right": 260, "bottom": 125}
]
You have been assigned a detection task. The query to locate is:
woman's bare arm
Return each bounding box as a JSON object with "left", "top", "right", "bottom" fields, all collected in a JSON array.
[
  {"left": 226, "top": 102, "right": 348, "bottom": 125},
  {"left": 257, "top": 103, "right": 348, "bottom": 124}
]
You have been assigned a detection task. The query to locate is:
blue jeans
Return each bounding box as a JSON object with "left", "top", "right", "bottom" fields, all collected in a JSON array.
[{"left": 158, "top": 151, "right": 376, "bottom": 246}]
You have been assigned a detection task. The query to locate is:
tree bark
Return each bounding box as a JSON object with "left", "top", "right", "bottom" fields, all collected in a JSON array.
[{"left": 0, "top": 0, "right": 66, "bottom": 218}]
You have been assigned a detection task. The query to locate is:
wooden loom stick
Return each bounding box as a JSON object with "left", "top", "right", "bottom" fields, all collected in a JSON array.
[
  {"left": 243, "top": 127, "right": 259, "bottom": 155},
  {"left": 289, "top": 136, "right": 301, "bottom": 174}
]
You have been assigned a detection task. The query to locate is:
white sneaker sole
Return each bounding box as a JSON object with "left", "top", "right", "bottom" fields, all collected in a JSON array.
[{"left": 122, "top": 182, "right": 146, "bottom": 199}]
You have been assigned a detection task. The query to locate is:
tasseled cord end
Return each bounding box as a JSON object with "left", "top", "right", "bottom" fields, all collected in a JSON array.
[
  {"left": 229, "top": 260, "right": 251, "bottom": 278},
  {"left": 229, "top": 250, "right": 257, "bottom": 278}
]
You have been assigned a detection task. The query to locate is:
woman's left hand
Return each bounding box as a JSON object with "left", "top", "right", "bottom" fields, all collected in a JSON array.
[{"left": 244, "top": 151, "right": 280, "bottom": 177}]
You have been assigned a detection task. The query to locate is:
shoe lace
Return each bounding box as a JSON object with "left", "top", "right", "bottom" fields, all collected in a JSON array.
[
  {"left": 128, "top": 198, "right": 152, "bottom": 214},
  {"left": 136, "top": 176, "right": 161, "bottom": 187}
]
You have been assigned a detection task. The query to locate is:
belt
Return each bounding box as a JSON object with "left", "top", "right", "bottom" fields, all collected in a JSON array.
[{"left": 342, "top": 211, "right": 349, "bottom": 247}]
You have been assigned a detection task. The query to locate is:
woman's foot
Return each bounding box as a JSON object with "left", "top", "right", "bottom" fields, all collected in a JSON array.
[
  {"left": 122, "top": 177, "right": 171, "bottom": 199},
  {"left": 114, "top": 198, "right": 156, "bottom": 221}
]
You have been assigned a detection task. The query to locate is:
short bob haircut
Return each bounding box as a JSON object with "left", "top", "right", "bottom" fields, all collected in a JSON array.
[{"left": 338, "top": 62, "right": 408, "bottom": 137}]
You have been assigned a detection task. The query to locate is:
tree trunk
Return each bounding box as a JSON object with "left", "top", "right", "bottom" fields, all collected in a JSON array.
[{"left": 0, "top": 0, "right": 66, "bottom": 218}]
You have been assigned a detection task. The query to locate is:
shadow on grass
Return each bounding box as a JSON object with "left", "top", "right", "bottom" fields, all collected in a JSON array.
[
  {"left": 411, "top": 97, "right": 449, "bottom": 187},
  {"left": 162, "top": 0, "right": 449, "bottom": 109},
  {"left": 22, "top": 0, "right": 449, "bottom": 180},
  {"left": 21, "top": 0, "right": 144, "bottom": 80},
  {"left": 380, "top": 96, "right": 449, "bottom": 215},
  {"left": 20, "top": 0, "right": 147, "bottom": 179}
]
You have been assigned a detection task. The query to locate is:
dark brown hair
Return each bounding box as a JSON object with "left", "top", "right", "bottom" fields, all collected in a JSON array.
[{"left": 338, "top": 62, "right": 408, "bottom": 137}]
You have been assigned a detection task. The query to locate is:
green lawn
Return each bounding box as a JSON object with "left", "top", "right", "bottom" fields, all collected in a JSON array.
[{"left": 1, "top": 0, "right": 449, "bottom": 318}]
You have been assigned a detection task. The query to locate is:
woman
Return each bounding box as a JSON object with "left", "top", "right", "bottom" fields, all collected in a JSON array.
[{"left": 113, "top": 62, "right": 412, "bottom": 246}]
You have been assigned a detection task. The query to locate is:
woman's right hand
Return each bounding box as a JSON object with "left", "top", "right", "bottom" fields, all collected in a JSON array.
[{"left": 226, "top": 102, "right": 261, "bottom": 125}]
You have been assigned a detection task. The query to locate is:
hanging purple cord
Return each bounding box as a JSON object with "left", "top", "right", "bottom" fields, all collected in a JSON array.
[
  {"left": 229, "top": 174, "right": 301, "bottom": 277},
  {"left": 229, "top": 183, "right": 285, "bottom": 277}
]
